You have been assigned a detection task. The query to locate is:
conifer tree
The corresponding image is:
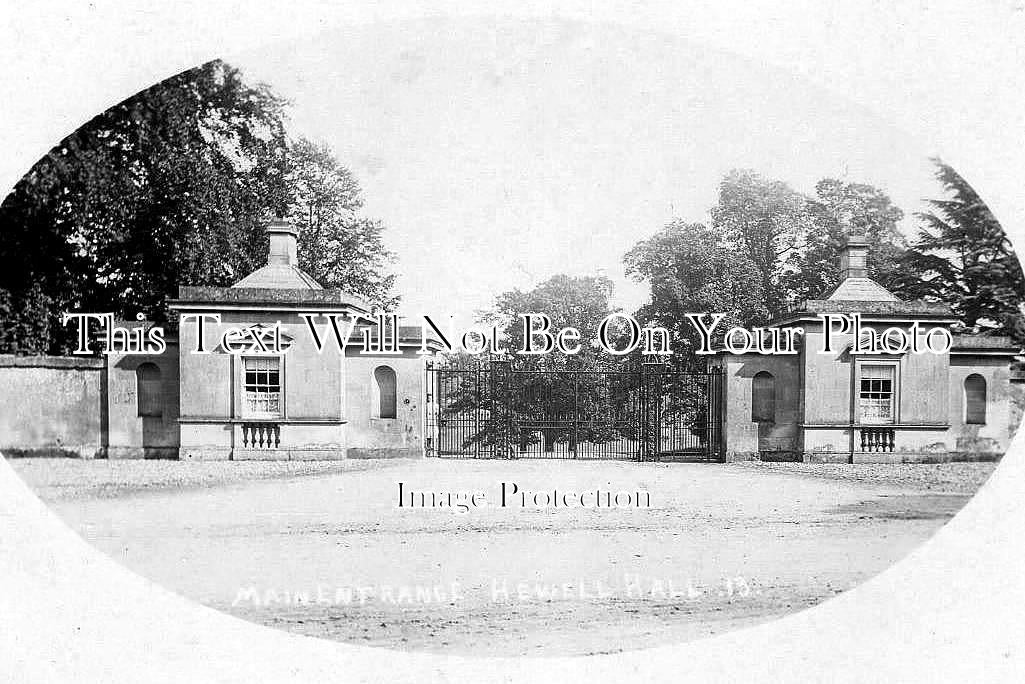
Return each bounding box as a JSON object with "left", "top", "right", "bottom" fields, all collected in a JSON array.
[{"left": 893, "top": 159, "right": 1025, "bottom": 344}]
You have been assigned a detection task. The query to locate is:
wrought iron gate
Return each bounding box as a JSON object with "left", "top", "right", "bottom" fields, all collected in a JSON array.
[{"left": 424, "top": 360, "right": 723, "bottom": 461}]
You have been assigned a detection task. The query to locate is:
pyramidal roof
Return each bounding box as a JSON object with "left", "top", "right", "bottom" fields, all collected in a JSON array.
[
  {"left": 231, "top": 219, "right": 323, "bottom": 290},
  {"left": 824, "top": 276, "right": 899, "bottom": 302},
  {"left": 232, "top": 264, "right": 323, "bottom": 290}
]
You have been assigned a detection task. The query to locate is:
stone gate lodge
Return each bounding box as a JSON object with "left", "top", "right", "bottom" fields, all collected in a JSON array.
[{"left": 0, "top": 225, "right": 1022, "bottom": 463}]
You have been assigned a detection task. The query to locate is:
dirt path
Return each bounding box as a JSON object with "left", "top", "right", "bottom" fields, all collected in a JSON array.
[{"left": 24, "top": 459, "right": 983, "bottom": 657}]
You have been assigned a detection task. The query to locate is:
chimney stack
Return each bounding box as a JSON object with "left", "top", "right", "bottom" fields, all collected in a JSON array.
[
  {"left": 839, "top": 232, "right": 869, "bottom": 280},
  {"left": 266, "top": 218, "right": 299, "bottom": 267}
]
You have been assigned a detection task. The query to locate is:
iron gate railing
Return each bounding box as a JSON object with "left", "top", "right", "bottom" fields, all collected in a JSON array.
[{"left": 424, "top": 359, "right": 723, "bottom": 461}]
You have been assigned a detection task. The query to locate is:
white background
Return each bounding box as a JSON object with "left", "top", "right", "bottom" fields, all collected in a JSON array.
[{"left": 1, "top": 1, "right": 1024, "bottom": 681}]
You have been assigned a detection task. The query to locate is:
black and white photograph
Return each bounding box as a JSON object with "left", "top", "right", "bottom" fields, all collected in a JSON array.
[{"left": 1, "top": 3, "right": 1025, "bottom": 681}]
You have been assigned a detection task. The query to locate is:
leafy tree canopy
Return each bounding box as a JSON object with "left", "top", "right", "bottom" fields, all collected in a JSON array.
[
  {"left": 0, "top": 60, "right": 398, "bottom": 354},
  {"left": 623, "top": 220, "right": 766, "bottom": 365},
  {"left": 782, "top": 178, "right": 907, "bottom": 303},
  {"left": 484, "top": 273, "right": 619, "bottom": 370},
  {"left": 710, "top": 170, "right": 907, "bottom": 317},
  {"left": 288, "top": 138, "right": 398, "bottom": 311},
  {"left": 627, "top": 163, "right": 1022, "bottom": 351},
  {"left": 710, "top": 169, "right": 812, "bottom": 317}
]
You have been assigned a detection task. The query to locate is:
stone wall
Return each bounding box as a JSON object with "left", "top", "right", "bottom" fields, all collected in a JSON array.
[
  {"left": 0, "top": 355, "right": 105, "bottom": 458},
  {"left": 106, "top": 343, "right": 181, "bottom": 459},
  {"left": 719, "top": 352, "right": 802, "bottom": 461},
  {"left": 344, "top": 348, "right": 424, "bottom": 458},
  {"left": 948, "top": 354, "right": 1018, "bottom": 460}
]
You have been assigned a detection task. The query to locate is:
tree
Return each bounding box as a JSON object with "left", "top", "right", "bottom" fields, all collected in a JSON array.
[
  {"left": 0, "top": 60, "right": 399, "bottom": 353},
  {"left": 488, "top": 273, "right": 618, "bottom": 370},
  {"left": 287, "top": 138, "right": 398, "bottom": 311},
  {"left": 708, "top": 171, "right": 912, "bottom": 315},
  {"left": 0, "top": 60, "right": 290, "bottom": 352},
  {"left": 623, "top": 220, "right": 766, "bottom": 365},
  {"left": 0, "top": 285, "right": 52, "bottom": 355},
  {"left": 710, "top": 170, "right": 813, "bottom": 317},
  {"left": 781, "top": 178, "right": 908, "bottom": 303},
  {"left": 623, "top": 222, "right": 767, "bottom": 449},
  {"left": 893, "top": 159, "right": 1025, "bottom": 343}
]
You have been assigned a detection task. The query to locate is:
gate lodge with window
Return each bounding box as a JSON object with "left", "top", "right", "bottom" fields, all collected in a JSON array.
[
  {"left": 0, "top": 220, "right": 431, "bottom": 461},
  {"left": 164, "top": 220, "right": 430, "bottom": 460},
  {"left": 0, "top": 228, "right": 1021, "bottom": 462},
  {"left": 715, "top": 234, "right": 1022, "bottom": 462}
]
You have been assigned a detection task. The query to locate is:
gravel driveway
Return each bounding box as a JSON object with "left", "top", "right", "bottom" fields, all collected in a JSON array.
[{"left": 9, "top": 457, "right": 995, "bottom": 657}]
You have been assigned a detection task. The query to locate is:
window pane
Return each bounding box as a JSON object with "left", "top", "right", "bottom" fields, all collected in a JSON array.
[
  {"left": 861, "top": 365, "right": 893, "bottom": 379},
  {"left": 243, "top": 357, "right": 281, "bottom": 417},
  {"left": 859, "top": 365, "right": 895, "bottom": 424}
]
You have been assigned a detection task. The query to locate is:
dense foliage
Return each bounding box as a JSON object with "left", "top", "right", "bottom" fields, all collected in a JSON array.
[
  {"left": 484, "top": 274, "right": 619, "bottom": 370},
  {"left": 892, "top": 161, "right": 1025, "bottom": 343},
  {"left": 0, "top": 60, "right": 397, "bottom": 354},
  {"left": 623, "top": 162, "right": 1024, "bottom": 363}
]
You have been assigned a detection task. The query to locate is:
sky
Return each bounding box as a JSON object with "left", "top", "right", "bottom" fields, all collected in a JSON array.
[{"left": 229, "top": 17, "right": 942, "bottom": 326}]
